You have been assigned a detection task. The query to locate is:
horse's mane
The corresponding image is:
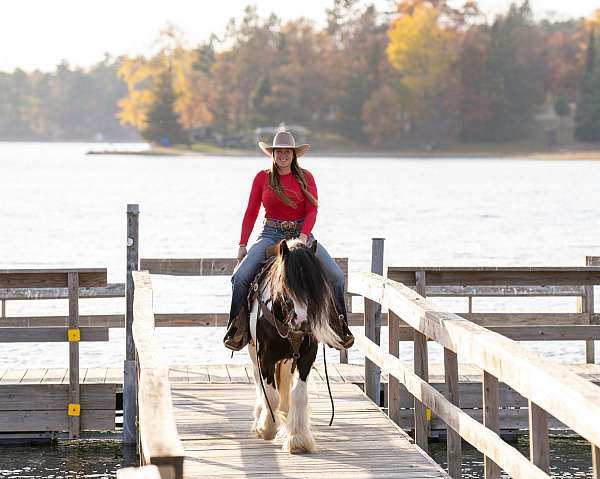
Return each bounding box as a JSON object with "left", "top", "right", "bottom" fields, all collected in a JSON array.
[{"left": 265, "top": 239, "right": 341, "bottom": 348}]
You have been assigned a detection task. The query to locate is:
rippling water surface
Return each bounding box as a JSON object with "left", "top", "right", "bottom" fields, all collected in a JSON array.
[
  {"left": 430, "top": 437, "right": 594, "bottom": 478},
  {"left": 0, "top": 441, "right": 136, "bottom": 478}
]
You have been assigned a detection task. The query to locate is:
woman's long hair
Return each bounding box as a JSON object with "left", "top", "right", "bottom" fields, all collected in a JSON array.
[{"left": 268, "top": 151, "right": 318, "bottom": 209}]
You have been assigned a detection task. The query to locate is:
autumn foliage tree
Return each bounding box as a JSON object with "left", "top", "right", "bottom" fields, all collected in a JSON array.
[
  {"left": 118, "top": 27, "right": 212, "bottom": 143},
  {"left": 387, "top": 2, "right": 461, "bottom": 143},
  {"left": 2, "top": 1, "right": 597, "bottom": 148}
]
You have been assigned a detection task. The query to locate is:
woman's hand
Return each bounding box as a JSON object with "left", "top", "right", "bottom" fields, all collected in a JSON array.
[
  {"left": 298, "top": 233, "right": 308, "bottom": 244},
  {"left": 237, "top": 245, "right": 248, "bottom": 263}
]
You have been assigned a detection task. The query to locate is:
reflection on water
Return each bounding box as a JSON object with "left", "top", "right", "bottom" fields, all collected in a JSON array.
[
  {"left": 430, "top": 436, "right": 593, "bottom": 478},
  {"left": 0, "top": 436, "right": 593, "bottom": 478},
  {"left": 0, "top": 441, "right": 137, "bottom": 479}
]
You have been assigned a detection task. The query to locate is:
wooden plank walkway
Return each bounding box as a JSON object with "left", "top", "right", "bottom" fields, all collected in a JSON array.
[
  {"left": 172, "top": 382, "right": 449, "bottom": 478},
  {"left": 1, "top": 362, "right": 599, "bottom": 384}
]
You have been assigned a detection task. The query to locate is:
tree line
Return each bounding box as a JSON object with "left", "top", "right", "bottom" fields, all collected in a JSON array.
[
  {"left": 0, "top": 55, "right": 138, "bottom": 141},
  {"left": 2, "top": 0, "right": 600, "bottom": 146}
]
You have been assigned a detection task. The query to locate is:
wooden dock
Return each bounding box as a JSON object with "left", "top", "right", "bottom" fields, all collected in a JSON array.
[
  {"left": 3, "top": 361, "right": 599, "bottom": 438},
  {"left": 4, "top": 209, "right": 600, "bottom": 479},
  {"left": 172, "top": 382, "right": 448, "bottom": 478},
  {"left": 3, "top": 361, "right": 600, "bottom": 386}
]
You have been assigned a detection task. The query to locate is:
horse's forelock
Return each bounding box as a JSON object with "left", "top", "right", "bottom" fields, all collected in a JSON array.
[
  {"left": 280, "top": 243, "right": 333, "bottom": 320},
  {"left": 264, "top": 240, "right": 342, "bottom": 348}
]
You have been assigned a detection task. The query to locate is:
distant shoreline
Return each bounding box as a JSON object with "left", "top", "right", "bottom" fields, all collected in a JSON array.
[
  {"left": 85, "top": 145, "right": 600, "bottom": 160},
  {"left": 2, "top": 139, "right": 599, "bottom": 160}
]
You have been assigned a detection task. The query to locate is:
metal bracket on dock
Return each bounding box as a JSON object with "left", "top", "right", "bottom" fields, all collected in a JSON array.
[
  {"left": 67, "top": 328, "right": 80, "bottom": 342},
  {"left": 68, "top": 403, "right": 81, "bottom": 416}
]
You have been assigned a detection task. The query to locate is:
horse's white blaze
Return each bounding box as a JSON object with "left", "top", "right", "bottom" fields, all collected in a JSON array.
[
  {"left": 282, "top": 377, "right": 316, "bottom": 453},
  {"left": 291, "top": 298, "right": 308, "bottom": 326}
]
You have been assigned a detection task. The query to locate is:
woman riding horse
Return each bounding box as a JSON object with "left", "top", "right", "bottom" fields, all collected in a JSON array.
[{"left": 223, "top": 130, "right": 354, "bottom": 351}]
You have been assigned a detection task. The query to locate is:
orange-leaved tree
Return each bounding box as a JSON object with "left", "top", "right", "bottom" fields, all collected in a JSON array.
[{"left": 386, "top": 3, "right": 459, "bottom": 140}]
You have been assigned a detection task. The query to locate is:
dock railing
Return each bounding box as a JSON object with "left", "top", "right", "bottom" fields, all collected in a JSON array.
[
  {"left": 388, "top": 261, "right": 599, "bottom": 364},
  {"left": 138, "top": 255, "right": 352, "bottom": 363},
  {"left": 0, "top": 268, "right": 114, "bottom": 439},
  {"left": 348, "top": 270, "right": 600, "bottom": 479},
  {"left": 132, "top": 270, "right": 184, "bottom": 479}
]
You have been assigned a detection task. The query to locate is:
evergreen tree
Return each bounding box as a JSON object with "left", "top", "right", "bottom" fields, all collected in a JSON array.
[
  {"left": 140, "top": 68, "right": 187, "bottom": 145},
  {"left": 249, "top": 75, "right": 272, "bottom": 126},
  {"left": 575, "top": 27, "right": 600, "bottom": 142},
  {"left": 483, "top": 1, "right": 537, "bottom": 142},
  {"left": 458, "top": 28, "right": 491, "bottom": 142}
]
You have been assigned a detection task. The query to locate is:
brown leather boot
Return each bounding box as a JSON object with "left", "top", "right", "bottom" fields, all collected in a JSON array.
[
  {"left": 223, "top": 306, "right": 250, "bottom": 351},
  {"left": 326, "top": 312, "right": 354, "bottom": 350}
]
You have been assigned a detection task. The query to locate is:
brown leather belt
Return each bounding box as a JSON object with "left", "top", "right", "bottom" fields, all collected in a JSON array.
[{"left": 264, "top": 218, "right": 302, "bottom": 232}]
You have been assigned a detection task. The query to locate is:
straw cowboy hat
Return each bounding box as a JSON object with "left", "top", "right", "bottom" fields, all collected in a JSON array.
[{"left": 258, "top": 131, "right": 310, "bottom": 157}]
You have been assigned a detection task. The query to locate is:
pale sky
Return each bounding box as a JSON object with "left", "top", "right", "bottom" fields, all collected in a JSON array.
[{"left": 1, "top": 0, "right": 598, "bottom": 73}]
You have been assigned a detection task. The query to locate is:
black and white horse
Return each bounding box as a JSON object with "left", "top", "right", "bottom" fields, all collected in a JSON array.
[{"left": 248, "top": 238, "right": 343, "bottom": 453}]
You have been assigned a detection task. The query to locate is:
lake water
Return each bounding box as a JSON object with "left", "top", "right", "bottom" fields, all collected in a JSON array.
[
  {"left": 1, "top": 142, "right": 599, "bottom": 367},
  {"left": 1, "top": 142, "right": 599, "bottom": 477}
]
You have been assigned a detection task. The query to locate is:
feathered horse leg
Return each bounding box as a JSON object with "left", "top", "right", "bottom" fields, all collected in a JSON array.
[
  {"left": 248, "top": 343, "right": 263, "bottom": 434},
  {"left": 255, "top": 349, "right": 280, "bottom": 440},
  {"left": 282, "top": 375, "right": 316, "bottom": 453}
]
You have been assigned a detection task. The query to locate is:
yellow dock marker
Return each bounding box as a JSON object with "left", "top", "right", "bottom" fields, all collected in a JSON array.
[
  {"left": 68, "top": 404, "right": 81, "bottom": 416},
  {"left": 68, "top": 328, "right": 80, "bottom": 342}
]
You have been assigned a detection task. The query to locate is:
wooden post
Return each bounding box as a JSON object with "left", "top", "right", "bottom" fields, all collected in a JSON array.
[
  {"left": 592, "top": 444, "right": 600, "bottom": 479},
  {"left": 124, "top": 204, "right": 140, "bottom": 445},
  {"left": 413, "top": 270, "right": 429, "bottom": 451},
  {"left": 529, "top": 401, "right": 550, "bottom": 473},
  {"left": 388, "top": 310, "right": 401, "bottom": 424},
  {"left": 68, "top": 272, "right": 80, "bottom": 439},
  {"left": 365, "top": 238, "right": 384, "bottom": 404},
  {"left": 483, "top": 371, "right": 501, "bottom": 479},
  {"left": 444, "top": 348, "right": 461, "bottom": 478},
  {"left": 586, "top": 255, "right": 600, "bottom": 479},
  {"left": 581, "top": 256, "right": 597, "bottom": 364}
]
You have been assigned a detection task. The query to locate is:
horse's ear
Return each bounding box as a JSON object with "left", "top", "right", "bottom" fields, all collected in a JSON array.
[
  {"left": 279, "top": 240, "right": 289, "bottom": 258},
  {"left": 310, "top": 239, "right": 317, "bottom": 255}
]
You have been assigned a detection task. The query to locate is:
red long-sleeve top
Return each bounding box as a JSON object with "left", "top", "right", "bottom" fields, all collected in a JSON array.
[{"left": 239, "top": 169, "right": 318, "bottom": 245}]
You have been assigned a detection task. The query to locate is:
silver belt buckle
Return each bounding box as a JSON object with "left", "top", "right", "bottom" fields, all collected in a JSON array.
[{"left": 281, "top": 221, "right": 295, "bottom": 232}]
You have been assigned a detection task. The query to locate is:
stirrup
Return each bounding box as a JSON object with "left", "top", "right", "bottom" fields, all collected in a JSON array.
[{"left": 223, "top": 311, "right": 250, "bottom": 351}]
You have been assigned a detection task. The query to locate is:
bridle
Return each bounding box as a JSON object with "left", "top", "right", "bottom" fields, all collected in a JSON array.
[{"left": 258, "top": 295, "right": 310, "bottom": 374}]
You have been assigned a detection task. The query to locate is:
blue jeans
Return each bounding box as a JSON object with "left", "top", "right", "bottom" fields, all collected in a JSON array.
[{"left": 229, "top": 224, "right": 347, "bottom": 323}]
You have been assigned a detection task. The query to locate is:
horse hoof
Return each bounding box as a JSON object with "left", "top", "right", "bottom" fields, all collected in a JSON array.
[
  {"left": 282, "top": 433, "right": 316, "bottom": 453},
  {"left": 256, "top": 425, "right": 277, "bottom": 440}
]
